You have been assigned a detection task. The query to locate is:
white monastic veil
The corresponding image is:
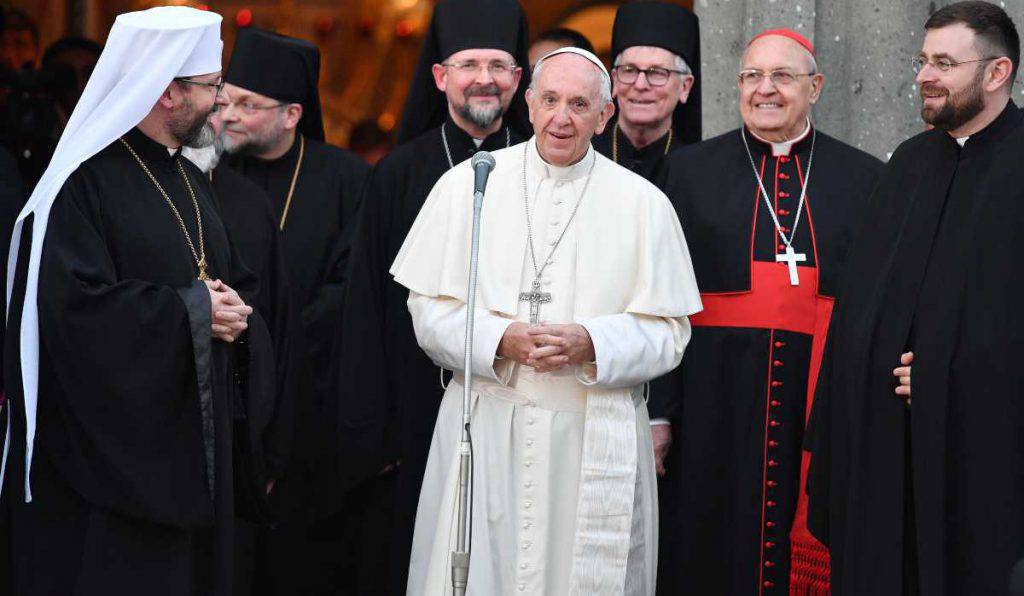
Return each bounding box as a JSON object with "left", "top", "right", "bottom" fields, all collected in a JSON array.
[{"left": 0, "top": 6, "right": 223, "bottom": 501}]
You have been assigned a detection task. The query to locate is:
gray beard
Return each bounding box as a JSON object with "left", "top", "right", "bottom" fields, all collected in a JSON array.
[
  {"left": 457, "top": 101, "right": 503, "bottom": 130},
  {"left": 181, "top": 144, "right": 220, "bottom": 174}
]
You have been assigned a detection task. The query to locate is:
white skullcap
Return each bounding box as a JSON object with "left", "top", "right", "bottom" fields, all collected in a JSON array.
[{"left": 536, "top": 46, "right": 610, "bottom": 78}]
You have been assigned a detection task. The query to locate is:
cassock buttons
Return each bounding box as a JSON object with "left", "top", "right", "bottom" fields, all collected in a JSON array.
[
  {"left": 765, "top": 541, "right": 776, "bottom": 549},
  {"left": 527, "top": 418, "right": 536, "bottom": 425},
  {"left": 768, "top": 441, "right": 779, "bottom": 448},
  {"left": 771, "top": 380, "right": 783, "bottom": 387},
  {"left": 526, "top": 438, "right": 534, "bottom": 446},
  {"left": 774, "top": 341, "right": 786, "bottom": 348},
  {"left": 524, "top": 480, "right": 533, "bottom": 488},
  {"left": 780, "top": 156, "right": 790, "bottom": 163},
  {"left": 550, "top": 220, "right": 560, "bottom": 227},
  {"left": 779, "top": 172, "right": 790, "bottom": 180},
  {"left": 770, "top": 400, "right": 781, "bottom": 407},
  {"left": 767, "top": 500, "right": 777, "bottom": 508},
  {"left": 765, "top": 560, "right": 776, "bottom": 568},
  {"left": 773, "top": 360, "right": 784, "bottom": 367},
  {"left": 519, "top": 584, "right": 527, "bottom": 591},
  {"left": 520, "top": 563, "right": 528, "bottom": 570},
  {"left": 764, "top": 581, "right": 776, "bottom": 588},
  {"left": 779, "top": 191, "right": 790, "bottom": 198},
  {"left": 768, "top": 459, "right": 779, "bottom": 467},
  {"left": 770, "top": 420, "right": 781, "bottom": 428},
  {"left": 766, "top": 521, "right": 776, "bottom": 528}
]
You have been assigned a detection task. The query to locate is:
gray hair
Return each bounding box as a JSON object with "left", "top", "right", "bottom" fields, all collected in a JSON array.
[
  {"left": 613, "top": 47, "right": 692, "bottom": 77},
  {"left": 530, "top": 53, "right": 613, "bottom": 105}
]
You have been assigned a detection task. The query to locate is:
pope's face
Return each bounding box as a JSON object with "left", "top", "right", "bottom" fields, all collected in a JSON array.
[
  {"left": 738, "top": 36, "right": 822, "bottom": 141},
  {"left": 613, "top": 45, "right": 693, "bottom": 130},
  {"left": 219, "top": 83, "right": 290, "bottom": 155},
  {"left": 433, "top": 48, "right": 522, "bottom": 131},
  {"left": 527, "top": 53, "right": 614, "bottom": 166}
]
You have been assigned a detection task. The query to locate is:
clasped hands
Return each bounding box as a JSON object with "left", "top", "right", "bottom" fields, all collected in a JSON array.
[
  {"left": 205, "top": 279, "right": 251, "bottom": 343},
  {"left": 497, "top": 322, "right": 595, "bottom": 373}
]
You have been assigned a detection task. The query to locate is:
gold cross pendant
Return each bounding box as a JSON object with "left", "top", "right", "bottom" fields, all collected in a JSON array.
[{"left": 198, "top": 258, "right": 210, "bottom": 281}]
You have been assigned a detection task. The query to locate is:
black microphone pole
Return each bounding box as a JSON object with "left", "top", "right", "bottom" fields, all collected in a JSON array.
[{"left": 451, "top": 150, "right": 496, "bottom": 596}]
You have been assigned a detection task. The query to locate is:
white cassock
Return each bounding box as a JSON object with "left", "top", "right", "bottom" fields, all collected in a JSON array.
[{"left": 391, "top": 137, "right": 702, "bottom": 595}]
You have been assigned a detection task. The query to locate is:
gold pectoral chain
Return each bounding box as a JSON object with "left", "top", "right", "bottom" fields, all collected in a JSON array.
[
  {"left": 612, "top": 124, "right": 672, "bottom": 164},
  {"left": 277, "top": 135, "right": 305, "bottom": 231},
  {"left": 120, "top": 138, "right": 209, "bottom": 280}
]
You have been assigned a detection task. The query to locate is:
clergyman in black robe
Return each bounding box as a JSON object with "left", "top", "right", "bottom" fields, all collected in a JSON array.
[
  {"left": 654, "top": 29, "right": 882, "bottom": 595},
  {"left": 2, "top": 60, "right": 280, "bottom": 596},
  {"left": 330, "top": 0, "right": 531, "bottom": 592},
  {"left": 592, "top": 1, "right": 701, "bottom": 179},
  {"left": 807, "top": 5, "right": 1024, "bottom": 594},
  {"left": 218, "top": 28, "right": 369, "bottom": 595}
]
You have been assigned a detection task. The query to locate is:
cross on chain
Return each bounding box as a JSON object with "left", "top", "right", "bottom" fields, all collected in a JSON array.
[
  {"left": 776, "top": 244, "right": 807, "bottom": 286},
  {"left": 518, "top": 279, "right": 552, "bottom": 325}
]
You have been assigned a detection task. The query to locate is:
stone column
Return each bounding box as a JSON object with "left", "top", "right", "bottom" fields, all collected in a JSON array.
[{"left": 696, "top": 0, "right": 1024, "bottom": 160}]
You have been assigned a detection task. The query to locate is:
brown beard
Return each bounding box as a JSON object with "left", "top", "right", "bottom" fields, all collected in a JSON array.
[{"left": 920, "top": 66, "right": 986, "bottom": 131}]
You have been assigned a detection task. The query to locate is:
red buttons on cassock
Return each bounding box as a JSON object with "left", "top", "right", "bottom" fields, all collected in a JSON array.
[
  {"left": 764, "top": 581, "right": 775, "bottom": 588},
  {"left": 765, "top": 541, "right": 776, "bottom": 549},
  {"left": 780, "top": 155, "right": 790, "bottom": 163},
  {"left": 779, "top": 191, "right": 790, "bottom": 198},
  {"left": 773, "top": 360, "right": 784, "bottom": 367},
  {"left": 774, "top": 341, "right": 786, "bottom": 348},
  {"left": 771, "top": 380, "right": 783, "bottom": 387},
  {"left": 770, "top": 400, "right": 781, "bottom": 407},
  {"left": 770, "top": 420, "right": 781, "bottom": 428},
  {"left": 765, "top": 560, "right": 776, "bottom": 568},
  {"left": 777, "top": 208, "right": 790, "bottom": 216},
  {"left": 778, "top": 244, "right": 786, "bottom": 251},
  {"left": 779, "top": 172, "right": 790, "bottom": 180},
  {"left": 768, "top": 459, "right": 778, "bottom": 467},
  {"left": 768, "top": 440, "right": 779, "bottom": 448},
  {"left": 767, "top": 501, "right": 777, "bottom": 508}
]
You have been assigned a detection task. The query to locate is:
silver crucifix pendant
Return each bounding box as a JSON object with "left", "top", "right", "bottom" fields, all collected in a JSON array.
[
  {"left": 776, "top": 244, "right": 807, "bottom": 286},
  {"left": 518, "top": 278, "right": 552, "bottom": 325}
]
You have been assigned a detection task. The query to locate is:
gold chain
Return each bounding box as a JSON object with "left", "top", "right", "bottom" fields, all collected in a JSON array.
[
  {"left": 278, "top": 135, "right": 305, "bottom": 231},
  {"left": 119, "top": 138, "right": 209, "bottom": 280},
  {"left": 612, "top": 124, "right": 673, "bottom": 163}
]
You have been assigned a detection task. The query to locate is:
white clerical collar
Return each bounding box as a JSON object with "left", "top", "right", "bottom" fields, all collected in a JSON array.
[
  {"left": 526, "top": 136, "right": 595, "bottom": 181},
  {"left": 472, "top": 137, "right": 483, "bottom": 148},
  {"left": 749, "top": 118, "right": 812, "bottom": 156},
  {"left": 955, "top": 135, "right": 969, "bottom": 147}
]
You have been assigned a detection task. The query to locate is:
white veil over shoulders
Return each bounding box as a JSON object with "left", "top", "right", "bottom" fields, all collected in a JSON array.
[{"left": 1, "top": 6, "right": 223, "bottom": 502}]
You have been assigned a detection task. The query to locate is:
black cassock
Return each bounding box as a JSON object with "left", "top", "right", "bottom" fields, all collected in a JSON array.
[
  {"left": 654, "top": 127, "right": 880, "bottom": 595},
  {"left": 1, "top": 127, "right": 276, "bottom": 596},
  {"left": 334, "top": 117, "right": 522, "bottom": 595},
  {"left": 592, "top": 118, "right": 685, "bottom": 181},
  {"left": 807, "top": 102, "right": 1024, "bottom": 596},
  {"left": 223, "top": 134, "right": 367, "bottom": 516}
]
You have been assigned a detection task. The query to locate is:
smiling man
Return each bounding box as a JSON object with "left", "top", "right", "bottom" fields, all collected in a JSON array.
[
  {"left": 654, "top": 29, "right": 882, "bottom": 595},
  {"left": 393, "top": 47, "right": 701, "bottom": 594},
  {"left": 806, "top": 3, "right": 1024, "bottom": 594},
  {"left": 592, "top": 1, "right": 702, "bottom": 179}
]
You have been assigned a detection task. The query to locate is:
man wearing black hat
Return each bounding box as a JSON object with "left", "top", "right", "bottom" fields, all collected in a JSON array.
[
  {"left": 328, "top": 0, "right": 531, "bottom": 593},
  {"left": 592, "top": 1, "right": 701, "bottom": 180},
  {"left": 217, "top": 28, "right": 369, "bottom": 595}
]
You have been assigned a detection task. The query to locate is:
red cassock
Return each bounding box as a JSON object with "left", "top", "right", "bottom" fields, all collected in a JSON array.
[{"left": 653, "top": 127, "right": 881, "bottom": 595}]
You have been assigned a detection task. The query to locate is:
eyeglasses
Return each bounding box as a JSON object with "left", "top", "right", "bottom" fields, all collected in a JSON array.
[
  {"left": 226, "top": 100, "right": 287, "bottom": 115},
  {"left": 911, "top": 55, "right": 997, "bottom": 73},
  {"left": 613, "top": 64, "right": 687, "bottom": 87},
  {"left": 737, "top": 69, "right": 816, "bottom": 87},
  {"left": 174, "top": 77, "right": 225, "bottom": 95},
  {"left": 442, "top": 60, "right": 520, "bottom": 79}
]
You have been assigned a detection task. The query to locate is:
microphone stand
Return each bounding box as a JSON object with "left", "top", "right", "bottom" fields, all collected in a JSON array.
[{"left": 452, "top": 153, "right": 492, "bottom": 595}]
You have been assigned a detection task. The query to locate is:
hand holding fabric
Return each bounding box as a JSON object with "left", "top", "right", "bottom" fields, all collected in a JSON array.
[{"left": 893, "top": 351, "right": 913, "bottom": 404}]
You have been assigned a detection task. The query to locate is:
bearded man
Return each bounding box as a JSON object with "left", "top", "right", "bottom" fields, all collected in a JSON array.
[{"left": 807, "top": 3, "right": 1024, "bottom": 594}]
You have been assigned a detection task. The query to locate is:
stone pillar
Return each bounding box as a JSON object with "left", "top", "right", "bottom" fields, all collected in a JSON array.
[{"left": 695, "top": 0, "right": 1024, "bottom": 160}]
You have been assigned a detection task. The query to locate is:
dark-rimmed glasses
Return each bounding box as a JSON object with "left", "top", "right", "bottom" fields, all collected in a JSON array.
[
  {"left": 613, "top": 64, "right": 687, "bottom": 87},
  {"left": 911, "top": 55, "right": 997, "bottom": 74},
  {"left": 737, "top": 69, "right": 816, "bottom": 87},
  {"left": 174, "top": 77, "right": 225, "bottom": 95}
]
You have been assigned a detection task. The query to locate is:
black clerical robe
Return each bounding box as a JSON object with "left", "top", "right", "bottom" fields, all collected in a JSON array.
[
  {"left": 334, "top": 117, "right": 522, "bottom": 595},
  {"left": 224, "top": 135, "right": 367, "bottom": 517},
  {"left": 592, "top": 117, "right": 688, "bottom": 180},
  {"left": 2, "top": 127, "right": 275, "bottom": 596},
  {"left": 654, "top": 127, "right": 881, "bottom": 595},
  {"left": 807, "top": 102, "right": 1024, "bottom": 596}
]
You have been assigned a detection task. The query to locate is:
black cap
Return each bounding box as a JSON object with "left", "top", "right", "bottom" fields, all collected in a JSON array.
[
  {"left": 611, "top": 1, "right": 702, "bottom": 143},
  {"left": 397, "top": 0, "right": 531, "bottom": 144},
  {"left": 225, "top": 28, "right": 325, "bottom": 141}
]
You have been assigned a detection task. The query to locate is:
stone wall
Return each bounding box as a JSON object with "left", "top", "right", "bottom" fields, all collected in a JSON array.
[{"left": 695, "top": 0, "right": 1024, "bottom": 160}]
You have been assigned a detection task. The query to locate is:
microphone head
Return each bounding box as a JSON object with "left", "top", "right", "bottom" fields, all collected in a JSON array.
[{"left": 471, "top": 151, "right": 496, "bottom": 170}]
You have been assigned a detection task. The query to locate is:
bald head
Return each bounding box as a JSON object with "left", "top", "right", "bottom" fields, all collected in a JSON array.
[{"left": 526, "top": 51, "right": 615, "bottom": 166}]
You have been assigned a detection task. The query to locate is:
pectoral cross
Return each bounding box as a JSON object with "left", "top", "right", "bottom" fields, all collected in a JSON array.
[
  {"left": 519, "top": 279, "right": 552, "bottom": 325},
  {"left": 776, "top": 245, "right": 807, "bottom": 286}
]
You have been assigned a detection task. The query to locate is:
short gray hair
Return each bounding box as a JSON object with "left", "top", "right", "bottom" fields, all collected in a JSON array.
[
  {"left": 530, "top": 53, "right": 613, "bottom": 105},
  {"left": 614, "top": 47, "right": 692, "bottom": 76}
]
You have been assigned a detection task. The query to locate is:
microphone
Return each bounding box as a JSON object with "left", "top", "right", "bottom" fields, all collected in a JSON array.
[{"left": 471, "top": 151, "right": 496, "bottom": 196}]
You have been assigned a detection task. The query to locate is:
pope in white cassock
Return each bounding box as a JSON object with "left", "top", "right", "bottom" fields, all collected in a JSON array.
[{"left": 391, "top": 47, "right": 702, "bottom": 595}]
